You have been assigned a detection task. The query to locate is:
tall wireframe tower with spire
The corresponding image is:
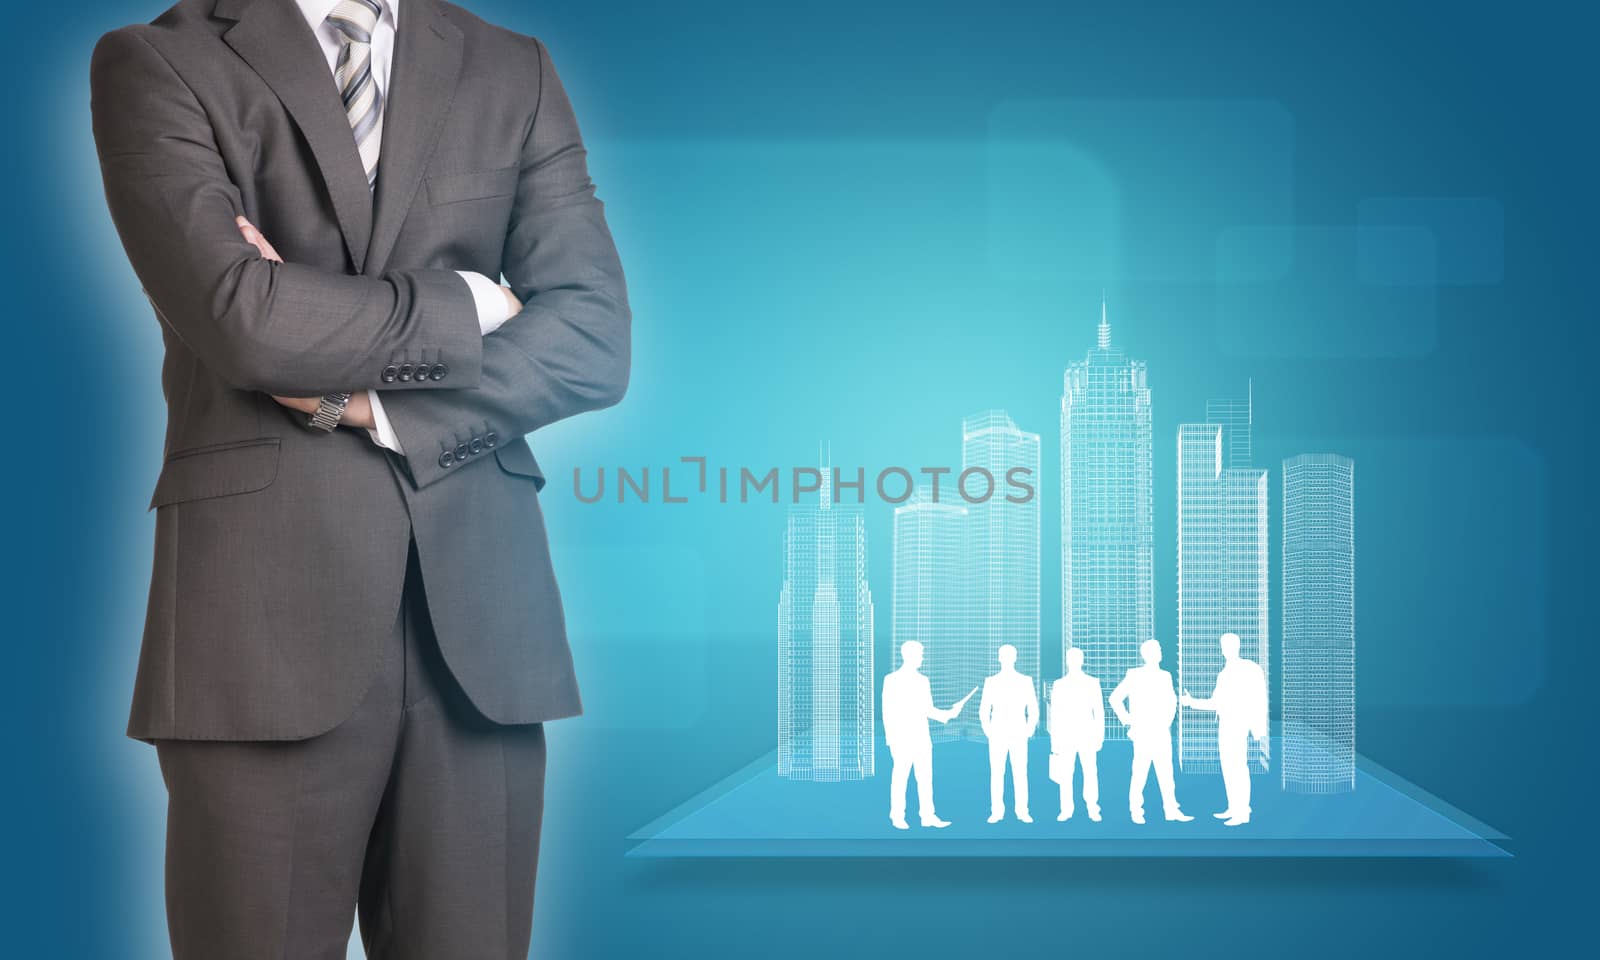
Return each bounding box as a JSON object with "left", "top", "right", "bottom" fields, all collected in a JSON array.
[
  {"left": 778, "top": 460, "right": 875, "bottom": 781},
  {"left": 1061, "top": 297, "right": 1153, "bottom": 741}
]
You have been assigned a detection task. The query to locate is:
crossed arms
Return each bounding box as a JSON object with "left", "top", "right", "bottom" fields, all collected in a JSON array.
[{"left": 90, "top": 28, "right": 630, "bottom": 488}]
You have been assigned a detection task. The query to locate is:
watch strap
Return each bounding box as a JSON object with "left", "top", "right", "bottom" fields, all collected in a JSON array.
[{"left": 307, "top": 392, "right": 352, "bottom": 432}]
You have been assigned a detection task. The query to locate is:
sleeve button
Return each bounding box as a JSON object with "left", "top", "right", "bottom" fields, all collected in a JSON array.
[
  {"left": 381, "top": 364, "right": 399, "bottom": 383},
  {"left": 430, "top": 363, "right": 448, "bottom": 381},
  {"left": 455, "top": 442, "right": 470, "bottom": 461},
  {"left": 438, "top": 450, "right": 455, "bottom": 468},
  {"left": 413, "top": 362, "right": 431, "bottom": 381},
  {"left": 398, "top": 363, "right": 414, "bottom": 382},
  {"left": 469, "top": 436, "right": 483, "bottom": 455}
]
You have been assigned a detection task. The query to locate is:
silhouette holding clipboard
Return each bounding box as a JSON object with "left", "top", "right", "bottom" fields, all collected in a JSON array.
[{"left": 883, "top": 640, "right": 976, "bottom": 830}]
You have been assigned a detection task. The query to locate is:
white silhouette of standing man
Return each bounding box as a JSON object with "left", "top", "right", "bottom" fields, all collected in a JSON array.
[
  {"left": 1181, "top": 631, "right": 1269, "bottom": 826},
  {"left": 980, "top": 644, "right": 1039, "bottom": 824},
  {"left": 1109, "top": 639, "right": 1193, "bottom": 824},
  {"left": 1048, "top": 647, "right": 1104, "bottom": 821},
  {"left": 883, "top": 640, "right": 974, "bottom": 830}
]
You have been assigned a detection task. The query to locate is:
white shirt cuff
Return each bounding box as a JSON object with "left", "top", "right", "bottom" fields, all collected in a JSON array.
[
  {"left": 455, "top": 269, "right": 515, "bottom": 335},
  {"left": 365, "top": 389, "right": 404, "bottom": 454}
]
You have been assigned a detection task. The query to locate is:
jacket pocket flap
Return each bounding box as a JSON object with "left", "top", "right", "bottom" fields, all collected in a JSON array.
[
  {"left": 494, "top": 439, "right": 545, "bottom": 491},
  {"left": 426, "top": 165, "right": 520, "bottom": 206},
  {"left": 149, "top": 438, "right": 281, "bottom": 510}
]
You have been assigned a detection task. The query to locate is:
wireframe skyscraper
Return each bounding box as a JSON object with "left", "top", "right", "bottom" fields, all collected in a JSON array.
[
  {"left": 778, "top": 467, "right": 875, "bottom": 781},
  {"left": 1206, "top": 380, "right": 1254, "bottom": 470},
  {"left": 1061, "top": 299, "right": 1153, "bottom": 741},
  {"left": 961, "top": 410, "right": 1041, "bottom": 739},
  {"left": 891, "top": 490, "right": 969, "bottom": 743},
  {"left": 1177, "top": 405, "right": 1269, "bottom": 774},
  {"left": 1282, "top": 454, "right": 1356, "bottom": 793}
]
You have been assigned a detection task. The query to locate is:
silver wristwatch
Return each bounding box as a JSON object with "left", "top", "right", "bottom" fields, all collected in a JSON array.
[{"left": 307, "top": 392, "right": 352, "bottom": 432}]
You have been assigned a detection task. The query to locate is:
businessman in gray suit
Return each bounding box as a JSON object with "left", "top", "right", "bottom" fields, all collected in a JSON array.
[{"left": 89, "top": 0, "right": 629, "bottom": 955}]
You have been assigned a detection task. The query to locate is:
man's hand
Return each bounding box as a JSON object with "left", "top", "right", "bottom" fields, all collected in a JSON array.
[
  {"left": 266, "top": 391, "right": 376, "bottom": 430},
  {"left": 236, "top": 217, "right": 378, "bottom": 430},
  {"left": 236, "top": 216, "right": 282, "bottom": 263},
  {"left": 270, "top": 395, "right": 319, "bottom": 416},
  {"left": 500, "top": 283, "right": 523, "bottom": 317}
]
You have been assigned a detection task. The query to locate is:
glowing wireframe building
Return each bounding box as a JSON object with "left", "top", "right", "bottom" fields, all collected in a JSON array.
[
  {"left": 1061, "top": 300, "right": 1153, "bottom": 740},
  {"left": 960, "top": 410, "right": 1042, "bottom": 739},
  {"left": 1206, "top": 381, "right": 1254, "bottom": 470},
  {"left": 778, "top": 468, "right": 875, "bottom": 781},
  {"left": 1177, "top": 417, "right": 1269, "bottom": 774},
  {"left": 1282, "top": 454, "right": 1356, "bottom": 793},
  {"left": 891, "top": 490, "right": 969, "bottom": 743}
]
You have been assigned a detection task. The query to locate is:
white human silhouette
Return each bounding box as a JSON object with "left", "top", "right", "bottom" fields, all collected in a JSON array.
[
  {"left": 1181, "top": 632, "right": 1269, "bottom": 825},
  {"left": 1048, "top": 647, "right": 1104, "bottom": 821},
  {"left": 1109, "top": 639, "right": 1193, "bottom": 824},
  {"left": 979, "top": 644, "right": 1039, "bottom": 824},
  {"left": 882, "top": 641, "right": 975, "bottom": 830}
]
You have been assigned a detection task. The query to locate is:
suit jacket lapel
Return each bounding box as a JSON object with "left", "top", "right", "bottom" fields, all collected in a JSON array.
[
  {"left": 363, "top": 0, "right": 465, "bottom": 278},
  {"left": 216, "top": 0, "right": 373, "bottom": 272}
]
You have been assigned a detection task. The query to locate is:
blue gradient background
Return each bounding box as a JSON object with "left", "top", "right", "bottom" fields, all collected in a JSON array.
[{"left": 7, "top": 0, "right": 1593, "bottom": 955}]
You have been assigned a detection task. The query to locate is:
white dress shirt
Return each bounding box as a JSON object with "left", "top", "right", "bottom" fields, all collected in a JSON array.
[{"left": 293, "top": 0, "right": 514, "bottom": 454}]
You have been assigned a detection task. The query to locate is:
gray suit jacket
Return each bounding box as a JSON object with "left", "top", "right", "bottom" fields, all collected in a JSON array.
[{"left": 90, "top": 0, "right": 630, "bottom": 741}]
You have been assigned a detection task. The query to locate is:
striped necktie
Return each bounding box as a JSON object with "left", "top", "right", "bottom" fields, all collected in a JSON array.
[{"left": 327, "top": 0, "right": 384, "bottom": 190}]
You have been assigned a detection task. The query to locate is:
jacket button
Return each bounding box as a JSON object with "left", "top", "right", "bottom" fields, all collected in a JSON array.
[
  {"left": 484, "top": 431, "right": 498, "bottom": 448},
  {"left": 438, "top": 450, "right": 455, "bottom": 468},
  {"left": 398, "top": 363, "right": 414, "bottom": 382},
  {"left": 413, "top": 362, "right": 431, "bottom": 381},
  {"left": 469, "top": 436, "right": 483, "bottom": 455},
  {"left": 381, "top": 364, "right": 399, "bottom": 383},
  {"left": 455, "top": 442, "right": 470, "bottom": 461},
  {"left": 430, "top": 363, "right": 448, "bottom": 381}
]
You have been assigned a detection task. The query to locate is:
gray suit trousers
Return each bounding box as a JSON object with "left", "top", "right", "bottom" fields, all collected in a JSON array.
[{"left": 154, "top": 539, "right": 547, "bottom": 959}]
